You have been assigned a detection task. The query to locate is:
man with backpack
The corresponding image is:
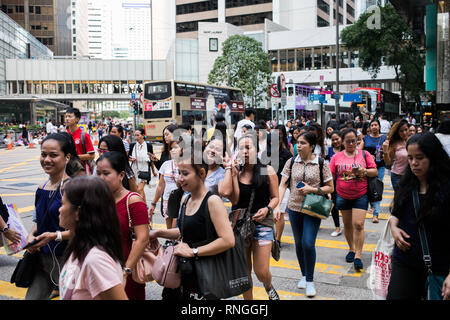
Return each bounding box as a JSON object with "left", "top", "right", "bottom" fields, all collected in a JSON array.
[{"left": 65, "top": 107, "right": 95, "bottom": 174}]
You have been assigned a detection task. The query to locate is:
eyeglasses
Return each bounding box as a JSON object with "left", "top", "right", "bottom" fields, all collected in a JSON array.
[{"left": 344, "top": 139, "right": 357, "bottom": 145}]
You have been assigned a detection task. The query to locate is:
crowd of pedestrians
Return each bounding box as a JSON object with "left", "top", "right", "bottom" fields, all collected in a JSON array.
[{"left": 2, "top": 106, "right": 449, "bottom": 301}]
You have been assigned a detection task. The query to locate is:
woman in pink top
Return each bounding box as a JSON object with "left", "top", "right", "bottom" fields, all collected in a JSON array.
[
  {"left": 58, "top": 176, "right": 128, "bottom": 300},
  {"left": 329, "top": 128, "right": 378, "bottom": 271},
  {"left": 382, "top": 120, "right": 409, "bottom": 191}
]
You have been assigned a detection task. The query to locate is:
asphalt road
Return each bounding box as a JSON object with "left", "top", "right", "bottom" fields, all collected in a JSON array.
[{"left": 0, "top": 145, "right": 393, "bottom": 300}]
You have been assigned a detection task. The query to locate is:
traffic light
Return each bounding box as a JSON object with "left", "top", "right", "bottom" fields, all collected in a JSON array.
[{"left": 132, "top": 101, "right": 139, "bottom": 115}]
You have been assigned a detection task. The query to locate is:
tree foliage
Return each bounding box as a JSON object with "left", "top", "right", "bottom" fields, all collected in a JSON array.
[
  {"left": 208, "top": 35, "right": 272, "bottom": 108},
  {"left": 340, "top": 4, "right": 425, "bottom": 108}
]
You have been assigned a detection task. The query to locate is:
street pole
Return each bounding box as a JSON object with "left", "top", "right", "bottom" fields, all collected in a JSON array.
[
  {"left": 335, "top": 0, "right": 341, "bottom": 123},
  {"left": 150, "top": 0, "right": 153, "bottom": 81}
]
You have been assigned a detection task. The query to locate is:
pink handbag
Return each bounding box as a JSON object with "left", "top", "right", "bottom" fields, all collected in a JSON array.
[
  {"left": 126, "top": 192, "right": 162, "bottom": 284},
  {"left": 151, "top": 242, "right": 181, "bottom": 289},
  {"left": 151, "top": 195, "right": 190, "bottom": 289}
]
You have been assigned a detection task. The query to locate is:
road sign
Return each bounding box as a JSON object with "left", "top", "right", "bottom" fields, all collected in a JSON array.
[
  {"left": 309, "top": 94, "right": 326, "bottom": 102},
  {"left": 343, "top": 93, "right": 362, "bottom": 102},
  {"left": 270, "top": 84, "right": 281, "bottom": 98},
  {"left": 332, "top": 93, "right": 341, "bottom": 100},
  {"left": 131, "top": 93, "right": 136, "bottom": 100}
]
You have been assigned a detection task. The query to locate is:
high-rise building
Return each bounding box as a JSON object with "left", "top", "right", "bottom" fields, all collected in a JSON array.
[
  {"left": 175, "top": 0, "right": 357, "bottom": 38},
  {"left": 0, "top": 0, "right": 74, "bottom": 56},
  {"left": 88, "top": 0, "right": 113, "bottom": 59},
  {"left": 71, "top": 0, "right": 89, "bottom": 56}
]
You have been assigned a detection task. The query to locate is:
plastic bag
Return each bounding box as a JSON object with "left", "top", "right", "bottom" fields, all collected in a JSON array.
[
  {"left": 1, "top": 204, "right": 28, "bottom": 255},
  {"left": 368, "top": 217, "right": 394, "bottom": 300}
]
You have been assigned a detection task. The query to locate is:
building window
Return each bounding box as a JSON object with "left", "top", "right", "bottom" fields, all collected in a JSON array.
[
  {"left": 29, "top": 6, "right": 33, "bottom": 13},
  {"left": 317, "top": 16, "right": 329, "bottom": 27},
  {"left": 225, "top": 0, "right": 272, "bottom": 8},
  {"left": 7, "top": 5, "right": 14, "bottom": 13},
  {"left": 177, "top": 0, "right": 218, "bottom": 15},
  {"left": 317, "top": 0, "right": 329, "bottom": 15},
  {"left": 347, "top": 4, "right": 355, "bottom": 17},
  {"left": 176, "top": 18, "right": 218, "bottom": 33},
  {"left": 35, "top": 6, "right": 41, "bottom": 14},
  {"left": 16, "top": 6, "right": 24, "bottom": 13},
  {"left": 226, "top": 11, "right": 272, "bottom": 26}
]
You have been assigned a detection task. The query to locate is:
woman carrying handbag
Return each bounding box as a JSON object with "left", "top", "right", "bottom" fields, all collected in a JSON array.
[
  {"left": 387, "top": 133, "right": 450, "bottom": 300},
  {"left": 275, "top": 132, "right": 334, "bottom": 297},
  {"left": 149, "top": 153, "right": 236, "bottom": 300},
  {"left": 96, "top": 152, "right": 150, "bottom": 300}
]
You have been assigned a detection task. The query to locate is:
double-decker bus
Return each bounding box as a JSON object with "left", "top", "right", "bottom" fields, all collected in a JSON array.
[
  {"left": 142, "top": 80, "right": 245, "bottom": 141},
  {"left": 272, "top": 83, "right": 316, "bottom": 124},
  {"left": 351, "top": 87, "right": 400, "bottom": 120}
]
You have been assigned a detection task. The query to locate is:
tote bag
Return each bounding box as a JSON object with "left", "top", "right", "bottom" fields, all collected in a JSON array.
[{"left": 368, "top": 217, "right": 394, "bottom": 300}]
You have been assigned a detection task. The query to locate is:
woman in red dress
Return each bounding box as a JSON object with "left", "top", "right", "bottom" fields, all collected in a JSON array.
[{"left": 96, "top": 151, "right": 150, "bottom": 300}]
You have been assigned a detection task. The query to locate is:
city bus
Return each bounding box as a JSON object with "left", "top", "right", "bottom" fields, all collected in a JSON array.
[
  {"left": 142, "top": 80, "right": 245, "bottom": 141},
  {"left": 351, "top": 87, "right": 400, "bottom": 120}
]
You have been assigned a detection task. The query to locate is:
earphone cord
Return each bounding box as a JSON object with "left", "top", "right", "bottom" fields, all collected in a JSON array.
[{"left": 48, "top": 241, "right": 61, "bottom": 287}]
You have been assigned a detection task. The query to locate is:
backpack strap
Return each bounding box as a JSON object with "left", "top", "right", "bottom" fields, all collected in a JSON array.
[
  {"left": 285, "top": 156, "right": 295, "bottom": 188},
  {"left": 319, "top": 157, "right": 324, "bottom": 187},
  {"left": 80, "top": 131, "right": 86, "bottom": 154}
]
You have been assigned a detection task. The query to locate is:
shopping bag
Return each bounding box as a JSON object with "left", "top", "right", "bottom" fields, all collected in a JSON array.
[
  {"left": 368, "top": 217, "right": 394, "bottom": 300},
  {"left": 1, "top": 204, "right": 28, "bottom": 255}
]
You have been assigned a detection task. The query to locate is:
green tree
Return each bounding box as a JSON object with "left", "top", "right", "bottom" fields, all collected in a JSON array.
[
  {"left": 208, "top": 35, "right": 272, "bottom": 108},
  {"left": 340, "top": 4, "right": 425, "bottom": 110},
  {"left": 102, "top": 111, "right": 120, "bottom": 119}
]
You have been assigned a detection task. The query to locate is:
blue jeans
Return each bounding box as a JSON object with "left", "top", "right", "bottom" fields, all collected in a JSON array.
[
  {"left": 287, "top": 208, "right": 322, "bottom": 282},
  {"left": 391, "top": 172, "right": 402, "bottom": 191},
  {"left": 371, "top": 166, "right": 386, "bottom": 217}
]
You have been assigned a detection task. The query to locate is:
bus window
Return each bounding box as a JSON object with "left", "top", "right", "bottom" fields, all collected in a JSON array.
[
  {"left": 182, "top": 110, "right": 207, "bottom": 125},
  {"left": 288, "top": 86, "right": 294, "bottom": 97},
  {"left": 186, "top": 84, "right": 196, "bottom": 96},
  {"left": 175, "top": 83, "right": 187, "bottom": 96},
  {"left": 196, "top": 85, "right": 206, "bottom": 98},
  {"left": 230, "top": 90, "right": 243, "bottom": 101},
  {"left": 145, "top": 82, "right": 172, "bottom": 100},
  {"left": 176, "top": 103, "right": 181, "bottom": 116}
]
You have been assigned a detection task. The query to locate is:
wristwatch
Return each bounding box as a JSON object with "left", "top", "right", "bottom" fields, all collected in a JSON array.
[
  {"left": 123, "top": 267, "right": 132, "bottom": 275},
  {"left": 266, "top": 206, "right": 273, "bottom": 215},
  {"left": 0, "top": 226, "right": 8, "bottom": 233},
  {"left": 192, "top": 248, "right": 199, "bottom": 259}
]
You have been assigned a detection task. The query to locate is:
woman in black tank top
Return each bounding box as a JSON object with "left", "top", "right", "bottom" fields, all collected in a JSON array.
[
  {"left": 149, "top": 153, "right": 234, "bottom": 300},
  {"left": 221, "top": 133, "right": 281, "bottom": 300}
]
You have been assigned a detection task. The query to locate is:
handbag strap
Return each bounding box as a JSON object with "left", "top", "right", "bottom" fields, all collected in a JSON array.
[
  {"left": 412, "top": 189, "right": 433, "bottom": 274},
  {"left": 179, "top": 194, "right": 191, "bottom": 241}
]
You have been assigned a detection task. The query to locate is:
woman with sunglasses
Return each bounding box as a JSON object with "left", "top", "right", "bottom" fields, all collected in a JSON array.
[{"left": 329, "top": 128, "right": 378, "bottom": 271}]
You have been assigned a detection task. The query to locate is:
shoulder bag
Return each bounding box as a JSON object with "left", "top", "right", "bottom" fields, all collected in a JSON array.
[
  {"left": 229, "top": 190, "right": 256, "bottom": 248},
  {"left": 126, "top": 192, "right": 162, "bottom": 284},
  {"left": 151, "top": 196, "right": 190, "bottom": 289},
  {"left": 412, "top": 189, "right": 445, "bottom": 300},
  {"left": 10, "top": 184, "right": 61, "bottom": 288},
  {"left": 133, "top": 143, "right": 151, "bottom": 182},
  {"left": 191, "top": 193, "right": 252, "bottom": 300},
  {"left": 300, "top": 157, "right": 333, "bottom": 220},
  {"left": 362, "top": 150, "right": 384, "bottom": 203}
]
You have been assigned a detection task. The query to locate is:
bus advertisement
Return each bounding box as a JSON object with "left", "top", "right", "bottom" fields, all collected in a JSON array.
[{"left": 351, "top": 87, "right": 400, "bottom": 120}]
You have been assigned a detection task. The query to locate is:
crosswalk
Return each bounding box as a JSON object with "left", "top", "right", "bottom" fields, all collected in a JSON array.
[{"left": 0, "top": 146, "right": 396, "bottom": 300}]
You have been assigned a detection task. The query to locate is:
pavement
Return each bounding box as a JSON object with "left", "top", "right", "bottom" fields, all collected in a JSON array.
[{"left": 0, "top": 144, "right": 394, "bottom": 300}]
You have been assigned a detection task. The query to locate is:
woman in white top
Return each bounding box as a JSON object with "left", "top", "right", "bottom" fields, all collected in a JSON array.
[
  {"left": 129, "top": 129, "right": 157, "bottom": 203},
  {"left": 149, "top": 140, "right": 182, "bottom": 229}
]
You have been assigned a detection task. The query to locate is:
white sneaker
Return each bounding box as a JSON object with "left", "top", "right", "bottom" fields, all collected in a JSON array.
[
  {"left": 331, "top": 229, "right": 342, "bottom": 237},
  {"left": 306, "top": 282, "right": 316, "bottom": 297},
  {"left": 297, "top": 276, "right": 307, "bottom": 289}
]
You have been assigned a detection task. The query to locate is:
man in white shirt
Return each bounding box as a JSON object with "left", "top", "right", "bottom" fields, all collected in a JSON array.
[
  {"left": 234, "top": 109, "right": 255, "bottom": 140},
  {"left": 46, "top": 120, "right": 53, "bottom": 134},
  {"left": 379, "top": 114, "right": 391, "bottom": 135}
]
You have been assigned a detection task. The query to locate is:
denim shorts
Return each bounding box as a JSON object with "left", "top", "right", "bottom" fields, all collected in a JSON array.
[
  {"left": 336, "top": 193, "right": 369, "bottom": 211},
  {"left": 253, "top": 224, "right": 274, "bottom": 246}
]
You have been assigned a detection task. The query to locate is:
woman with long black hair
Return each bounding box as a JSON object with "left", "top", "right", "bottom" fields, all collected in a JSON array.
[
  {"left": 221, "top": 133, "right": 280, "bottom": 300},
  {"left": 387, "top": 133, "right": 450, "bottom": 300},
  {"left": 58, "top": 176, "right": 128, "bottom": 300}
]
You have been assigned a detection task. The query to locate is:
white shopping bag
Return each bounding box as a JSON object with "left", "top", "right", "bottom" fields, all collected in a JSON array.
[
  {"left": 368, "top": 217, "right": 394, "bottom": 300},
  {"left": 1, "top": 204, "right": 28, "bottom": 255}
]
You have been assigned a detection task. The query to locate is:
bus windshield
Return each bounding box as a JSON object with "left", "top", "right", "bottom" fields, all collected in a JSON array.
[{"left": 144, "top": 82, "right": 172, "bottom": 100}]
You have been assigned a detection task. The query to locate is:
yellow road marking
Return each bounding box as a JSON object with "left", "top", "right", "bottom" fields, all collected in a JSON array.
[
  {"left": 17, "top": 206, "right": 35, "bottom": 214},
  {"left": 0, "top": 178, "right": 43, "bottom": 182},
  {"left": 0, "top": 193, "right": 35, "bottom": 197},
  {"left": 0, "top": 280, "right": 27, "bottom": 300},
  {"left": 0, "top": 156, "right": 40, "bottom": 174},
  {"left": 270, "top": 258, "right": 363, "bottom": 277},
  {"left": 239, "top": 286, "right": 334, "bottom": 300}
]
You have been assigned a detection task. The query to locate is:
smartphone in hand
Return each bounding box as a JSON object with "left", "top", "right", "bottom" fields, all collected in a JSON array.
[
  {"left": 296, "top": 181, "right": 305, "bottom": 188},
  {"left": 22, "top": 239, "right": 40, "bottom": 250}
]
